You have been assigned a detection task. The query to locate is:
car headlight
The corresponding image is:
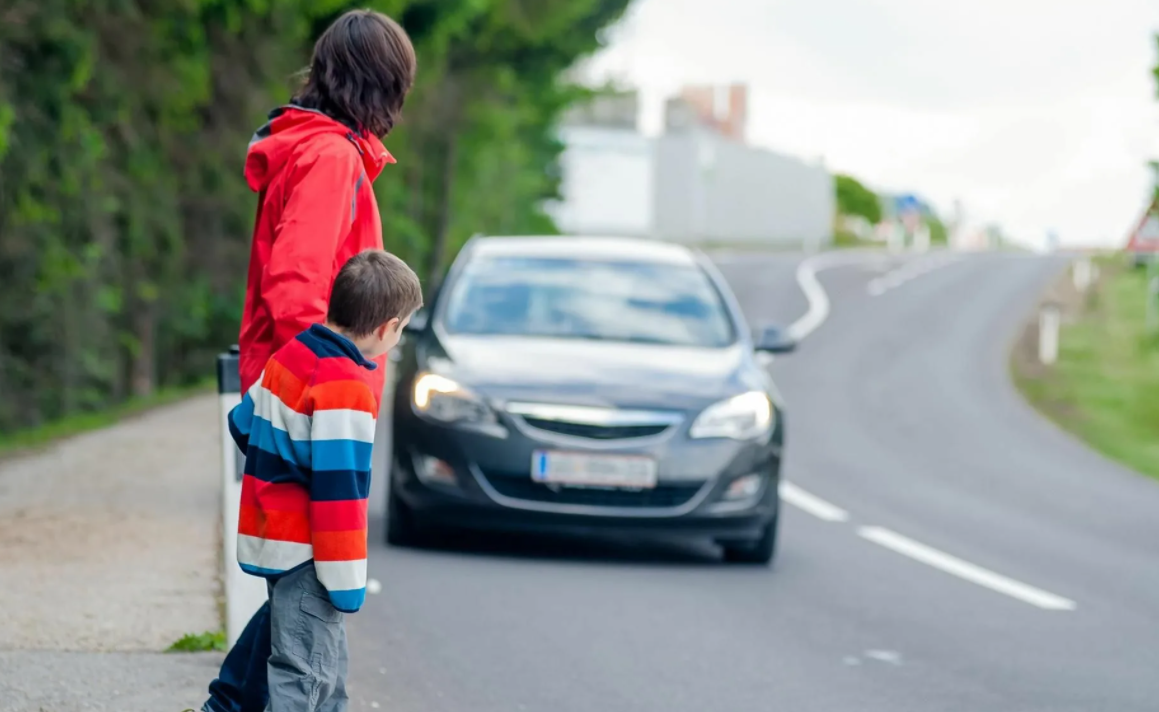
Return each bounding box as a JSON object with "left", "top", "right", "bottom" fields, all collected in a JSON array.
[
  {"left": 689, "top": 391, "right": 774, "bottom": 440},
  {"left": 413, "top": 372, "right": 496, "bottom": 425}
]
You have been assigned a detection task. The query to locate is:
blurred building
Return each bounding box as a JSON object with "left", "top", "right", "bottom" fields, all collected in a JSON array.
[
  {"left": 561, "top": 89, "right": 640, "bottom": 130},
  {"left": 551, "top": 91, "right": 655, "bottom": 237},
  {"left": 546, "top": 86, "right": 833, "bottom": 249},
  {"left": 651, "top": 128, "right": 832, "bottom": 246},
  {"left": 665, "top": 84, "right": 748, "bottom": 143}
]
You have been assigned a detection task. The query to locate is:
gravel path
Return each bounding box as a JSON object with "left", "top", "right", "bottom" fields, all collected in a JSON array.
[{"left": 0, "top": 393, "right": 224, "bottom": 710}]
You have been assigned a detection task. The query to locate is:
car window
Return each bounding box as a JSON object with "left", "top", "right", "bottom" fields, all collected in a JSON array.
[{"left": 441, "top": 256, "right": 736, "bottom": 347}]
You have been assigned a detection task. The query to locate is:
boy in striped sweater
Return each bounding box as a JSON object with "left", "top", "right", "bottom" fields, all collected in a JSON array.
[{"left": 227, "top": 250, "right": 422, "bottom": 710}]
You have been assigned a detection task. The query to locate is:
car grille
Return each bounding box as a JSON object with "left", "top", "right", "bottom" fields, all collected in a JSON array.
[
  {"left": 481, "top": 471, "right": 702, "bottom": 509},
  {"left": 519, "top": 417, "right": 670, "bottom": 440}
]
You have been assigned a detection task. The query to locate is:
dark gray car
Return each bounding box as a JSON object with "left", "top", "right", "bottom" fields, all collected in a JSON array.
[{"left": 387, "top": 236, "right": 795, "bottom": 564}]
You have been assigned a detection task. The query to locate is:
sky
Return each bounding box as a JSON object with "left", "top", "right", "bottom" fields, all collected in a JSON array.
[{"left": 583, "top": 0, "right": 1159, "bottom": 248}]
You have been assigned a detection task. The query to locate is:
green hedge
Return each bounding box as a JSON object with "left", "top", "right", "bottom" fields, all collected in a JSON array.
[{"left": 0, "top": 0, "right": 630, "bottom": 433}]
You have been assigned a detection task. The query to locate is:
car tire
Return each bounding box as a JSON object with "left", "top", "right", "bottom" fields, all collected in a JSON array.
[
  {"left": 386, "top": 483, "right": 421, "bottom": 548},
  {"left": 721, "top": 517, "right": 778, "bottom": 565}
]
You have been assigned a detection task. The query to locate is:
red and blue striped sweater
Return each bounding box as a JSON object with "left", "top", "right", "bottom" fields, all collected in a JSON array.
[{"left": 228, "top": 324, "right": 379, "bottom": 613}]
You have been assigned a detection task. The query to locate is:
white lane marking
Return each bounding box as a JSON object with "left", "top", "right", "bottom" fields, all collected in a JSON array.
[
  {"left": 864, "top": 649, "right": 903, "bottom": 665},
  {"left": 787, "top": 251, "right": 879, "bottom": 340},
  {"left": 779, "top": 481, "right": 850, "bottom": 522},
  {"left": 787, "top": 258, "right": 832, "bottom": 341},
  {"left": 858, "top": 526, "right": 1077, "bottom": 611},
  {"left": 868, "top": 253, "right": 960, "bottom": 297}
]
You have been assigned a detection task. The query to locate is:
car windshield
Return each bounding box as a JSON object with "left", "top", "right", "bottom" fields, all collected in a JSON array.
[{"left": 441, "top": 255, "right": 736, "bottom": 347}]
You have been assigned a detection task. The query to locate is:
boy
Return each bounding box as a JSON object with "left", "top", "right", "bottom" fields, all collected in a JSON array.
[{"left": 227, "top": 250, "right": 422, "bottom": 711}]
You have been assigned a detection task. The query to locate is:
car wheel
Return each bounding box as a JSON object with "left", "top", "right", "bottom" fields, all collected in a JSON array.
[
  {"left": 386, "top": 482, "right": 421, "bottom": 547},
  {"left": 721, "top": 517, "right": 778, "bottom": 565}
]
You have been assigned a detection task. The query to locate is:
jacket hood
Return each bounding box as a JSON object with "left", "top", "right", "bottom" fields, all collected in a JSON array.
[{"left": 244, "top": 105, "right": 395, "bottom": 192}]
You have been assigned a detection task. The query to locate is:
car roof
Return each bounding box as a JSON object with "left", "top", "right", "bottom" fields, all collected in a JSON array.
[{"left": 467, "top": 235, "right": 699, "bottom": 266}]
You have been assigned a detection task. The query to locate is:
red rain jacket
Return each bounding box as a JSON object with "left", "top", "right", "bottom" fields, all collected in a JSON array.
[{"left": 238, "top": 106, "right": 394, "bottom": 395}]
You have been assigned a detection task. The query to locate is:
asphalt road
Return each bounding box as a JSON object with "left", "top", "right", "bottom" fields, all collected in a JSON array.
[{"left": 349, "top": 249, "right": 1159, "bottom": 712}]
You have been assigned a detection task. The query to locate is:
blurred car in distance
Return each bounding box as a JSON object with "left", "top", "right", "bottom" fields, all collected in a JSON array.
[{"left": 388, "top": 236, "right": 795, "bottom": 564}]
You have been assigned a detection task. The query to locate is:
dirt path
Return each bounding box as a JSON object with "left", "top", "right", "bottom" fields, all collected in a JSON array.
[{"left": 0, "top": 394, "right": 224, "bottom": 710}]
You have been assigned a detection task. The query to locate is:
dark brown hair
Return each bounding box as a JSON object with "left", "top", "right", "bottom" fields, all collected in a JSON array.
[
  {"left": 293, "top": 10, "right": 416, "bottom": 138},
  {"left": 328, "top": 250, "right": 423, "bottom": 338}
]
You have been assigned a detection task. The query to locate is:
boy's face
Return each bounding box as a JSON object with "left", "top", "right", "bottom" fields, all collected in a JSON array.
[{"left": 366, "top": 313, "right": 412, "bottom": 359}]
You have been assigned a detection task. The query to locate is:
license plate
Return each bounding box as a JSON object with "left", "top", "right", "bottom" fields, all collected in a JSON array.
[{"left": 531, "top": 450, "right": 658, "bottom": 489}]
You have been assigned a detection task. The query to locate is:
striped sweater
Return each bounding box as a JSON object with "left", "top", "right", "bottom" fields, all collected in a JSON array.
[{"left": 228, "top": 324, "right": 379, "bottom": 613}]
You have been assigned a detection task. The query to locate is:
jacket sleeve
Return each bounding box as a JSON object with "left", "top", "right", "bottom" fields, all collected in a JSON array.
[
  {"left": 308, "top": 380, "right": 378, "bottom": 613},
  {"left": 263, "top": 145, "right": 362, "bottom": 350},
  {"left": 227, "top": 380, "right": 261, "bottom": 453}
]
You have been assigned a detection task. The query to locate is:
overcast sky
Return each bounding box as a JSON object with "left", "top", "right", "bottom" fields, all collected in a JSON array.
[{"left": 584, "top": 0, "right": 1159, "bottom": 248}]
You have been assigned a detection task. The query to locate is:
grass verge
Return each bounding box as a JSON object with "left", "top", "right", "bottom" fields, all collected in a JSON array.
[
  {"left": 832, "top": 229, "right": 882, "bottom": 249},
  {"left": 168, "top": 630, "right": 227, "bottom": 653},
  {"left": 1013, "top": 258, "right": 1159, "bottom": 480},
  {"left": 0, "top": 378, "right": 214, "bottom": 458}
]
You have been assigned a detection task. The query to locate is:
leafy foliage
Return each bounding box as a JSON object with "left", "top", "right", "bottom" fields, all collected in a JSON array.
[
  {"left": 834, "top": 173, "right": 882, "bottom": 224},
  {"left": 0, "top": 0, "right": 629, "bottom": 432}
]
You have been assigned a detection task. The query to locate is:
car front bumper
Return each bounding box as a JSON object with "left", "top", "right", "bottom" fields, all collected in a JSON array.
[{"left": 390, "top": 409, "right": 783, "bottom": 542}]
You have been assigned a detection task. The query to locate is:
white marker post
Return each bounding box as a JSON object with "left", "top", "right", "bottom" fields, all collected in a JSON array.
[
  {"left": 1073, "top": 257, "right": 1092, "bottom": 292},
  {"left": 913, "top": 223, "right": 931, "bottom": 254},
  {"left": 1038, "top": 303, "right": 1060, "bottom": 366},
  {"left": 217, "top": 347, "right": 269, "bottom": 646},
  {"left": 887, "top": 222, "right": 905, "bottom": 253}
]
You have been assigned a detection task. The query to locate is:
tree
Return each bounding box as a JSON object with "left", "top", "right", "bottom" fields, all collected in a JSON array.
[
  {"left": 834, "top": 174, "right": 882, "bottom": 224},
  {"left": 925, "top": 215, "right": 948, "bottom": 246},
  {"left": 0, "top": 0, "right": 633, "bottom": 433}
]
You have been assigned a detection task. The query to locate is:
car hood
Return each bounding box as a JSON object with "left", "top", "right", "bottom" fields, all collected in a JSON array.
[{"left": 427, "top": 335, "right": 755, "bottom": 412}]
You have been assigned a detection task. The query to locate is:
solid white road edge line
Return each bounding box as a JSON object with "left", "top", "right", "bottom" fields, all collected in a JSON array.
[
  {"left": 787, "top": 251, "right": 877, "bottom": 340},
  {"left": 786, "top": 258, "right": 831, "bottom": 341},
  {"left": 779, "top": 481, "right": 851, "bottom": 522},
  {"left": 858, "top": 526, "right": 1077, "bottom": 611}
]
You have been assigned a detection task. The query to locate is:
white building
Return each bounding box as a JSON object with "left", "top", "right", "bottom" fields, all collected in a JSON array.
[{"left": 546, "top": 89, "right": 834, "bottom": 249}]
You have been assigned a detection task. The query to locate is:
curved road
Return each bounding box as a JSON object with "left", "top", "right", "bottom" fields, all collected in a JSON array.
[{"left": 350, "top": 250, "right": 1159, "bottom": 711}]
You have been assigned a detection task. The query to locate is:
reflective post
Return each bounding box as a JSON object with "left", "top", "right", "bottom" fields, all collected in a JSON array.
[
  {"left": 1073, "top": 257, "right": 1092, "bottom": 292},
  {"left": 1038, "top": 303, "right": 1060, "bottom": 366},
  {"left": 217, "top": 346, "right": 269, "bottom": 646}
]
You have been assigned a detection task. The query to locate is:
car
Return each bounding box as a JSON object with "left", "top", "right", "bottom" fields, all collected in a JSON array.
[{"left": 387, "top": 236, "right": 795, "bottom": 564}]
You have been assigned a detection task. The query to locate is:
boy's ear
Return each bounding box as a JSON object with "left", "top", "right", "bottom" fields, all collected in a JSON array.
[
  {"left": 372, "top": 320, "right": 392, "bottom": 341},
  {"left": 384, "top": 316, "right": 402, "bottom": 334}
]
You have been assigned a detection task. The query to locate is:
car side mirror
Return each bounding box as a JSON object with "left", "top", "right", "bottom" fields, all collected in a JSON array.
[
  {"left": 754, "top": 325, "right": 796, "bottom": 354},
  {"left": 405, "top": 309, "right": 429, "bottom": 333}
]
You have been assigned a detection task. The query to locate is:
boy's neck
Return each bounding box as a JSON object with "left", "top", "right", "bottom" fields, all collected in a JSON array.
[{"left": 323, "top": 321, "right": 376, "bottom": 359}]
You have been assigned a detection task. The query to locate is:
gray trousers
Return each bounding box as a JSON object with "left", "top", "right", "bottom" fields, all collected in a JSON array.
[{"left": 266, "top": 563, "right": 349, "bottom": 712}]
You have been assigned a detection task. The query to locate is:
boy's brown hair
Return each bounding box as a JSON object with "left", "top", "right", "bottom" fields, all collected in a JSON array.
[
  {"left": 293, "top": 10, "right": 416, "bottom": 138},
  {"left": 328, "top": 250, "right": 423, "bottom": 337}
]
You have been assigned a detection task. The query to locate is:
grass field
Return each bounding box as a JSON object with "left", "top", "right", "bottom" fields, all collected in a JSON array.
[{"left": 1014, "top": 258, "right": 1159, "bottom": 480}]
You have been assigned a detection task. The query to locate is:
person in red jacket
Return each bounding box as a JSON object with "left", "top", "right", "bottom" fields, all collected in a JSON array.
[{"left": 203, "top": 10, "right": 416, "bottom": 712}]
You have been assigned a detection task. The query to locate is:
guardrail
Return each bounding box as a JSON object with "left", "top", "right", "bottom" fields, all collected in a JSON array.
[{"left": 216, "top": 347, "right": 269, "bottom": 646}]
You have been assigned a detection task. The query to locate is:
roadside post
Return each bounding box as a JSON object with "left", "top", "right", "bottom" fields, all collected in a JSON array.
[
  {"left": 217, "top": 346, "right": 269, "bottom": 646},
  {"left": 1038, "top": 302, "right": 1060, "bottom": 366},
  {"left": 887, "top": 221, "right": 905, "bottom": 253},
  {"left": 1073, "top": 257, "right": 1092, "bottom": 292},
  {"left": 914, "top": 222, "right": 931, "bottom": 253}
]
